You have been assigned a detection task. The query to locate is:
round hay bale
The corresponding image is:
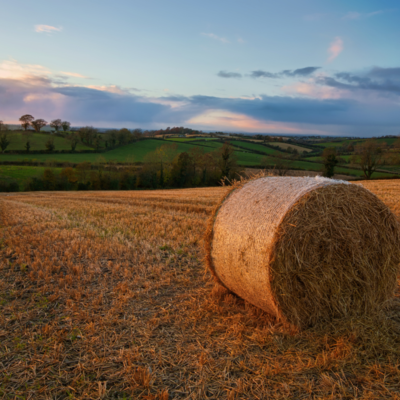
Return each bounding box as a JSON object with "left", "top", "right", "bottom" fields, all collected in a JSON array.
[{"left": 205, "top": 176, "right": 400, "bottom": 328}]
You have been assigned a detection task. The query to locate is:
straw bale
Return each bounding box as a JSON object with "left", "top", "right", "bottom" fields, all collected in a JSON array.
[{"left": 205, "top": 176, "right": 400, "bottom": 328}]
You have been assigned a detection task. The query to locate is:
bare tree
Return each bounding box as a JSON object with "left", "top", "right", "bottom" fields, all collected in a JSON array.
[
  {"left": 352, "top": 140, "right": 385, "bottom": 179},
  {"left": 31, "top": 119, "right": 48, "bottom": 132},
  {"left": 50, "top": 119, "right": 62, "bottom": 132},
  {"left": 19, "top": 115, "right": 34, "bottom": 131},
  {"left": 61, "top": 121, "right": 71, "bottom": 132}
]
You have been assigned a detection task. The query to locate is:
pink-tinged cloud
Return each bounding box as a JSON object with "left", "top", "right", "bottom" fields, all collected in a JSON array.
[
  {"left": 34, "top": 25, "right": 62, "bottom": 33},
  {"left": 1, "top": 59, "right": 400, "bottom": 136},
  {"left": 281, "top": 81, "right": 343, "bottom": 100},
  {"left": 0, "top": 59, "right": 51, "bottom": 80},
  {"left": 60, "top": 71, "right": 88, "bottom": 79},
  {"left": 187, "top": 110, "right": 328, "bottom": 135},
  {"left": 327, "top": 37, "right": 343, "bottom": 62}
]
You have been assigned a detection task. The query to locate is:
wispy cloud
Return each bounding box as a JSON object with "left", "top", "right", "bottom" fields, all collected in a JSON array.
[
  {"left": 34, "top": 25, "right": 62, "bottom": 33},
  {"left": 201, "top": 33, "right": 229, "bottom": 43},
  {"left": 60, "top": 71, "right": 88, "bottom": 79},
  {"left": 342, "top": 10, "right": 385, "bottom": 20},
  {"left": 217, "top": 70, "right": 242, "bottom": 79},
  {"left": 327, "top": 37, "right": 343, "bottom": 63}
]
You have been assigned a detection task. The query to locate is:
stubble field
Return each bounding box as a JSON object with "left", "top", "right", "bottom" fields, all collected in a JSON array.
[{"left": 1, "top": 180, "right": 400, "bottom": 399}]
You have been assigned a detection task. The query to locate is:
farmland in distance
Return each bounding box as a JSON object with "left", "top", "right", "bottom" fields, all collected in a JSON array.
[{"left": 1, "top": 181, "right": 400, "bottom": 398}]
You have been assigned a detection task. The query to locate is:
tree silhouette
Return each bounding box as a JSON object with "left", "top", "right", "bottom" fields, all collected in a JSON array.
[
  {"left": 61, "top": 121, "right": 71, "bottom": 132},
  {"left": 322, "top": 148, "right": 338, "bottom": 178},
  {"left": 45, "top": 137, "right": 55, "bottom": 152},
  {"left": 50, "top": 119, "right": 62, "bottom": 132},
  {"left": 352, "top": 140, "right": 384, "bottom": 179},
  {"left": 19, "top": 115, "right": 34, "bottom": 131},
  {"left": 217, "top": 142, "right": 239, "bottom": 179},
  {"left": 0, "top": 133, "right": 10, "bottom": 153},
  {"left": 70, "top": 134, "right": 79, "bottom": 151},
  {"left": 31, "top": 119, "right": 48, "bottom": 132}
]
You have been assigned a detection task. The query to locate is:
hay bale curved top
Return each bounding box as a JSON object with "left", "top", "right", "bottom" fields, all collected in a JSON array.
[{"left": 206, "top": 176, "right": 400, "bottom": 328}]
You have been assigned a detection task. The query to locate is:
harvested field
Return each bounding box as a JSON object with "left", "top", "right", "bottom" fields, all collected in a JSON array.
[{"left": 1, "top": 181, "right": 400, "bottom": 399}]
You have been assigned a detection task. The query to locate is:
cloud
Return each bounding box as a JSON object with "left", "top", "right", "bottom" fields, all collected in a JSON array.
[
  {"left": 187, "top": 110, "right": 326, "bottom": 134},
  {"left": 217, "top": 70, "right": 242, "bottom": 79},
  {"left": 60, "top": 71, "right": 88, "bottom": 79},
  {"left": 34, "top": 25, "right": 62, "bottom": 33},
  {"left": 342, "top": 10, "right": 385, "bottom": 20},
  {"left": 281, "top": 82, "right": 342, "bottom": 100},
  {"left": 282, "top": 67, "right": 321, "bottom": 77},
  {"left": 1, "top": 59, "right": 400, "bottom": 135},
  {"left": 327, "top": 37, "right": 343, "bottom": 62},
  {"left": 368, "top": 66, "right": 400, "bottom": 80},
  {"left": 250, "top": 70, "right": 279, "bottom": 79},
  {"left": 0, "top": 59, "right": 51, "bottom": 80},
  {"left": 317, "top": 67, "right": 400, "bottom": 95},
  {"left": 249, "top": 67, "right": 320, "bottom": 79},
  {"left": 201, "top": 33, "right": 229, "bottom": 43}
]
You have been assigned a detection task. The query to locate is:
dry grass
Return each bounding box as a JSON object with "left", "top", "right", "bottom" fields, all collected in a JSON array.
[{"left": 1, "top": 181, "right": 400, "bottom": 399}]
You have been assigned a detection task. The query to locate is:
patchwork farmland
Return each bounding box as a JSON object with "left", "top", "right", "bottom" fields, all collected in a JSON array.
[{"left": 1, "top": 180, "right": 400, "bottom": 398}]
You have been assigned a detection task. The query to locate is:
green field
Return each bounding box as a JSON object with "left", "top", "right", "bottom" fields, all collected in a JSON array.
[
  {"left": 0, "top": 140, "right": 198, "bottom": 163},
  {"left": 265, "top": 142, "right": 313, "bottom": 153},
  {"left": 315, "top": 138, "right": 397, "bottom": 149},
  {"left": 0, "top": 139, "right": 257, "bottom": 165},
  {"left": 165, "top": 137, "right": 218, "bottom": 142},
  {"left": 3, "top": 132, "right": 92, "bottom": 151},
  {"left": 378, "top": 165, "right": 400, "bottom": 173},
  {"left": 0, "top": 165, "right": 62, "bottom": 186},
  {"left": 1, "top": 137, "right": 398, "bottom": 180},
  {"left": 227, "top": 140, "right": 287, "bottom": 156}
]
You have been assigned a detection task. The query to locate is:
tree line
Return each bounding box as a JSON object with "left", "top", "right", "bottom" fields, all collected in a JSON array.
[
  {"left": 320, "top": 139, "right": 400, "bottom": 179},
  {"left": 1, "top": 143, "right": 241, "bottom": 192}
]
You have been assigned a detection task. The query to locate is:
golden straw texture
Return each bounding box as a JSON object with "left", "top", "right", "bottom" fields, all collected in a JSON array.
[{"left": 207, "top": 177, "right": 400, "bottom": 328}]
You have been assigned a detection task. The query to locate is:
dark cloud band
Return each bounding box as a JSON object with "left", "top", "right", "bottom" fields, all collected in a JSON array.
[
  {"left": 217, "top": 70, "right": 242, "bottom": 78},
  {"left": 1, "top": 65, "right": 399, "bottom": 135},
  {"left": 318, "top": 67, "right": 400, "bottom": 95},
  {"left": 247, "top": 67, "right": 320, "bottom": 79}
]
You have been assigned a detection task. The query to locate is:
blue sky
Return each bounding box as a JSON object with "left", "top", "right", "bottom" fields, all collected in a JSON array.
[{"left": 0, "top": 0, "right": 399, "bottom": 136}]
